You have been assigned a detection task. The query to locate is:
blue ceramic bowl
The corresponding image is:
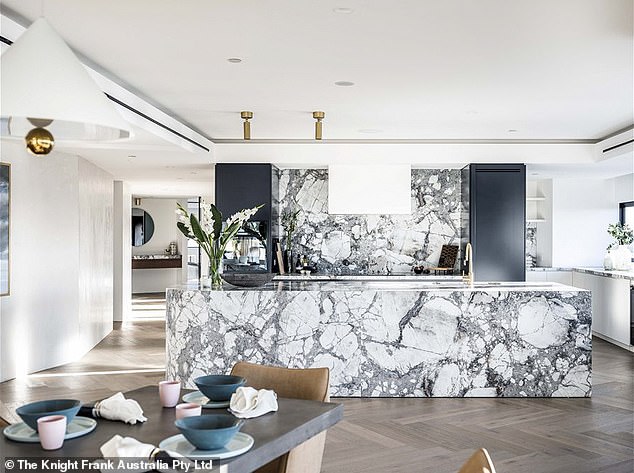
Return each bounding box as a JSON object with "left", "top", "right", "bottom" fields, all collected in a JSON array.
[
  {"left": 16, "top": 399, "right": 81, "bottom": 431},
  {"left": 175, "top": 414, "right": 244, "bottom": 450},
  {"left": 194, "top": 375, "right": 246, "bottom": 401}
]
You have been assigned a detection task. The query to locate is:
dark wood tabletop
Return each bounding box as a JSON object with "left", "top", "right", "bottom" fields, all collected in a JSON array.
[{"left": 1, "top": 386, "right": 343, "bottom": 472}]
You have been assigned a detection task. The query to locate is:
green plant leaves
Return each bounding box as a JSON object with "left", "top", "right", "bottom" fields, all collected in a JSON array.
[{"left": 210, "top": 203, "right": 223, "bottom": 241}]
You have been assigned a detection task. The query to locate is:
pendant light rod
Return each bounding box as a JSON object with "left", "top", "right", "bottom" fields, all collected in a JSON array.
[
  {"left": 313, "top": 111, "right": 325, "bottom": 140},
  {"left": 241, "top": 111, "right": 253, "bottom": 140}
]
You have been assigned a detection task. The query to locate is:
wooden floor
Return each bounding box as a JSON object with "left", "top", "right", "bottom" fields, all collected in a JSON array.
[{"left": 1, "top": 321, "right": 632, "bottom": 473}]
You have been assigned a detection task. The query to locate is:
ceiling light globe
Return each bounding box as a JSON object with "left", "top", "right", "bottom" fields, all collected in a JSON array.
[{"left": 25, "top": 127, "right": 55, "bottom": 156}]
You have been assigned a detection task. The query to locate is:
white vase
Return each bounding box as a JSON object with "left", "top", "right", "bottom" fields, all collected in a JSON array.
[
  {"left": 612, "top": 245, "right": 632, "bottom": 271},
  {"left": 603, "top": 251, "right": 615, "bottom": 270}
]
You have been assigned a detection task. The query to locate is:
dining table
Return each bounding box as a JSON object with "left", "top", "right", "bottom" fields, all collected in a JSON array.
[{"left": 1, "top": 386, "right": 344, "bottom": 472}]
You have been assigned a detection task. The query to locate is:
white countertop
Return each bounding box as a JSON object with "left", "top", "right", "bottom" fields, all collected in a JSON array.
[{"left": 528, "top": 266, "right": 634, "bottom": 281}]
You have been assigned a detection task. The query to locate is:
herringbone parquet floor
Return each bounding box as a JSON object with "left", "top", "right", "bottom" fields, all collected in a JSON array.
[{"left": 0, "top": 320, "right": 632, "bottom": 473}]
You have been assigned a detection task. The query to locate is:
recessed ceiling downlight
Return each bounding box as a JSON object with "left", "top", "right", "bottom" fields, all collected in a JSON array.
[
  {"left": 507, "top": 129, "right": 518, "bottom": 133},
  {"left": 333, "top": 7, "right": 354, "bottom": 14},
  {"left": 334, "top": 81, "right": 355, "bottom": 87},
  {"left": 227, "top": 58, "right": 242, "bottom": 63}
]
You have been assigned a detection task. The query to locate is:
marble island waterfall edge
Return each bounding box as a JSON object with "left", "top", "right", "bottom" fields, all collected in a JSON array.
[{"left": 166, "top": 284, "right": 592, "bottom": 398}]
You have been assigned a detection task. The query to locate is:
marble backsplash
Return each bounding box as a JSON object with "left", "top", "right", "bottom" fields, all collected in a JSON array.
[
  {"left": 526, "top": 224, "right": 537, "bottom": 268},
  {"left": 278, "top": 169, "right": 461, "bottom": 274}
]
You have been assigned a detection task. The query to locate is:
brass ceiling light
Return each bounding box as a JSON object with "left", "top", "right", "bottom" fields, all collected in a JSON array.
[
  {"left": 313, "top": 111, "right": 325, "bottom": 140},
  {"left": 25, "top": 127, "right": 55, "bottom": 155},
  {"left": 241, "top": 111, "right": 253, "bottom": 140}
]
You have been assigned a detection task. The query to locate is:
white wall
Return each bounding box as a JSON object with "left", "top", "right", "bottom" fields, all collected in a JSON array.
[
  {"left": 613, "top": 173, "right": 634, "bottom": 203},
  {"left": 551, "top": 178, "right": 617, "bottom": 267},
  {"left": 113, "top": 181, "right": 132, "bottom": 321},
  {"left": 0, "top": 141, "right": 113, "bottom": 381},
  {"left": 132, "top": 197, "right": 188, "bottom": 293}
]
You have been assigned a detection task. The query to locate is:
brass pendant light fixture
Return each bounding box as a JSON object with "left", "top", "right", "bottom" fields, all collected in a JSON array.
[
  {"left": 1, "top": 18, "right": 131, "bottom": 156},
  {"left": 25, "top": 127, "right": 55, "bottom": 155},
  {"left": 313, "top": 111, "right": 325, "bottom": 140},
  {"left": 241, "top": 111, "right": 253, "bottom": 140}
]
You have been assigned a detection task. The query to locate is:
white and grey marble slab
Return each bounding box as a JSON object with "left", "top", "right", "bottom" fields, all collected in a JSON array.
[
  {"left": 274, "top": 274, "right": 462, "bottom": 281},
  {"left": 572, "top": 267, "right": 634, "bottom": 281},
  {"left": 166, "top": 282, "right": 592, "bottom": 398}
]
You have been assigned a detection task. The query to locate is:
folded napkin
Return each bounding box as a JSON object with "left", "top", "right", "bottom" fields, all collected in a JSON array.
[
  {"left": 98, "top": 435, "right": 190, "bottom": 473},
  {"left": 229, "top": 386, "right": 278, "bottom": 418},
  {"left": 94, "top": 392, "right": 147, "bottom": 424}
]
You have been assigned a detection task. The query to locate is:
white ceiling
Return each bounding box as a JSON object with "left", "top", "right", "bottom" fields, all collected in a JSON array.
[
  {"left": 2, "top": 0, "right": 632, "bottom": 141},
  {"left": 1, "top": 0, "right": 632, "bottom": 193}
]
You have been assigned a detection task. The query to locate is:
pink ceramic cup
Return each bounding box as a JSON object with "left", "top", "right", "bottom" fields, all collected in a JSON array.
[
  {"left": 159, "top": 380, "right": 181, "bottom": 407},
  {"left": 175, "top": 402, "right": 202, "bottom": 419},
  {"left": 37, "top": 415, "right": 67, "bottom": 450}
]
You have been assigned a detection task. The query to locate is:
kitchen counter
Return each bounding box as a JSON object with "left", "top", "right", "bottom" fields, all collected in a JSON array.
[
  {"left": 132, "top": 254, "right": 182, "bottom": 260},
  {"left": 528, "top": 266, "right": 634, "bottom": 282},
  {"left": 273, "top": 273, "right": 461, "bottom": 281},
  {"left": 166, "top": 279, "right": 591, "bottom": 398}
]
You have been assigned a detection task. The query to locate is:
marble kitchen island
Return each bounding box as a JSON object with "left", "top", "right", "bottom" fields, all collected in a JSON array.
[{"left": 166, "top": 280, "right": 592, "bottom": 397}]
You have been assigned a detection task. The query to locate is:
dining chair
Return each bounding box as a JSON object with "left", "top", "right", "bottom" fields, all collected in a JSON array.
[
  {"left": 230, "top": 361, "right": 330, "bottom": 473},
  {"left": 0, "top": 417, "right": 9, "bottom": 429},
  {"left": 458, "top": 448, "right": 497, "bottom": 473}
]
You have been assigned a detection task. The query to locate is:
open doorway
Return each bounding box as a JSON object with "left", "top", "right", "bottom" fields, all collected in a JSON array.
[{"left": 130, "top": 196, "right": 200, "bottom": 320}]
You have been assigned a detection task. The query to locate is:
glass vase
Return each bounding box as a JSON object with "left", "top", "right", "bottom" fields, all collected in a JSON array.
[{"left": 208, "top": 246, "right": 224, "bottom": 289}]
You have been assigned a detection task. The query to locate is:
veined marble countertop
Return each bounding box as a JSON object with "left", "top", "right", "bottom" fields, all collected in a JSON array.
[
  {"left": 573, "top": 267, "right": 634, "bottom": 281},
  {"left": 167, "top": 280, "right": 591, "bottom": 398},
  {"left": 179, "top": 280, "right": 585, "bottom": 292},
  {"left": 132, "top": 254, "right": 182, "bottom": 260},
  {"left": 527, "top": 266, "right": 634, "bottom": 281},
  {"left": 273, "top": 273, "right": 461, "bottom": 281}
]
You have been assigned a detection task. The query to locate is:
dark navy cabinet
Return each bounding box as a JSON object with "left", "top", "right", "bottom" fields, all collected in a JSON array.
[
  {"left": 461, "top": 164, "right": 526, "bottom": 282},
  {"left": 215, "top": 164, "right": 279, "bottom": 272}
]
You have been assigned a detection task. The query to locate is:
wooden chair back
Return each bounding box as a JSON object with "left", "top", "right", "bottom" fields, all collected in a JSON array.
[
  {"left": 230, "top": 362, "right": 331, "bottom": 473},
  {"left": 458, "top": 448, "right": 497, "bottom": 473}
]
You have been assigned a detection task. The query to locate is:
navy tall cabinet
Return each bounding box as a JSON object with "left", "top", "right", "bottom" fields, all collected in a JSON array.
[{"left": 461, "top": 164, "right": 526, "bottom": 282}]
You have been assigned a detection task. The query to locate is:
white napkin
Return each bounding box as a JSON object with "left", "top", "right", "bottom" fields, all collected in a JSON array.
[
  {"left": 95, "top": 392, "right": 147, "bottom": 424},
  {"left": 98, "top": 435, "right": 190, "bottom": 473},
  {"left": 229, "top": 386, "right": 278, "bottom": 418}
]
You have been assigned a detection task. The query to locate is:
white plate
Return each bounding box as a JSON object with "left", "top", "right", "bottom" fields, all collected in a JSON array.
[
  {"left": 182, "top": 391, "right": 231, "bottom": 409},
  {"left": 158, "top": 432, "right": 254, "bottom": 460},
  {"left": 3, "top": 416, "right": 97, "bottom": 443}
]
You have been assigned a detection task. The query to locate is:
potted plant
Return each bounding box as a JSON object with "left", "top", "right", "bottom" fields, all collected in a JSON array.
[
  {"left": 176, "top": 202, "right": 262, "bottom": 288},
  {"left": 606, "top": 222, "right": 633, "bottom": 271},
  {"left": 281, "top": 209, "right": 301, "bottom": 273}
]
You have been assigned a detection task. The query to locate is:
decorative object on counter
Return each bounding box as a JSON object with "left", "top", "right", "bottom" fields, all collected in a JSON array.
[
  {"left": 176, "top": 201, "right": 262, "bottom": 288},
  {"left": 84, "top": 392, "right": 147, "bottom": 424},
  {"left": 603, "top": 251, "right": 615, "bottom": 271},
  {"left": 281, "top": 208, "right": 301, "bottom": 273},
  {"left": 165, "top": 241, "right": 178, "bottom": 256},
  {"left": 412, "top": 264, "right": 424, "bottom": 274},
  {"left": 221, "top": 272, "right": 275, "bottom": 287},
  {"left": 276, "top": 241, "right": 286, "bottom": 275},
  {"left": 606, "top": 222, "right": 633, "bottom": 270},
  {"left": 229, "top": 387, "right": 278, "bottom": 419}
]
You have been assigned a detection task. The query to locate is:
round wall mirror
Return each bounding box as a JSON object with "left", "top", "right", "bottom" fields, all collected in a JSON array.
[{"left": 131, "top": 207, "right": 155, "bottom": 246}]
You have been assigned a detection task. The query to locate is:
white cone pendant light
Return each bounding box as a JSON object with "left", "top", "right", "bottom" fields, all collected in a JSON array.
[{"left": 0, "top": 18, "right": 131, "bottom": 155}]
